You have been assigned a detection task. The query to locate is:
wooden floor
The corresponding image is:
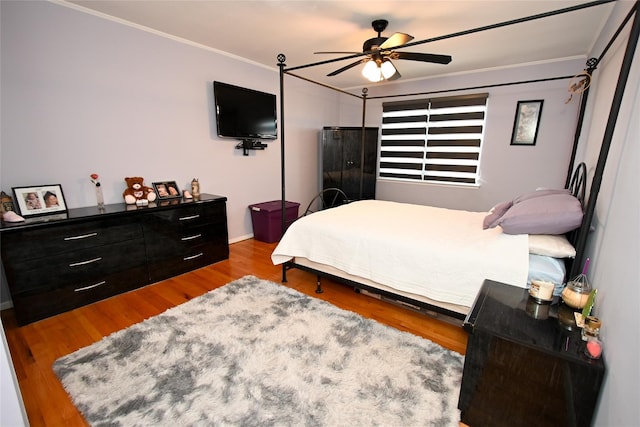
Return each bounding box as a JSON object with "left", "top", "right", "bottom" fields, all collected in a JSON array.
[{"left": 2, "top": 238, "right": 468, "bottom": 427}]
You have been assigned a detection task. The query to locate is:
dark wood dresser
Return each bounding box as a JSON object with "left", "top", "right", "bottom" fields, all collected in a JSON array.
[
  {"left": 458, "top": 279, "right": 605, "bottom": 427},
  {"left": 0, "top": 194, "right": 229, "bottom": 325}
]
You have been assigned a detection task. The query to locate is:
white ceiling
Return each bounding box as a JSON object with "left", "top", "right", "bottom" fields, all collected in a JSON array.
[{"left": 62, "top": 0, "right": 615, "bottom": 89}]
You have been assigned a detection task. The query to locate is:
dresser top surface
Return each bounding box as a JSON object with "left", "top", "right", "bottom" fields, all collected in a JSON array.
[
  {"left": 465, "top": 279, "right": 605, "bottom": 369},
  {"left": 1, "top": 193, "right": 227, "bottom": 232}
]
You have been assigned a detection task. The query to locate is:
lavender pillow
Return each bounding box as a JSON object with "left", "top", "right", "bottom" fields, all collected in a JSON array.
[
  {"left": 483, "top": 200, "right": 513, "bottom": 229},
  {"left": 497, "top": 193, "right": 583, "bottom": 235},
  {"left": 513, "top": 188, "right": 571, "bottom": 204}
]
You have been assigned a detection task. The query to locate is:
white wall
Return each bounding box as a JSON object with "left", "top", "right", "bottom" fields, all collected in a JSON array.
[
  {"left": 0, "top": 320, "right": 28, "bottom": 427},
  {"left": 576, "top": 2, "right": 640, "bottom": 425},
  {"left": 0, "top": 1, "right": 344, "bottom": 245}
]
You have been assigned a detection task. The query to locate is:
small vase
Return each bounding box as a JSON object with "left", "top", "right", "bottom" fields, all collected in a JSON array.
[{"left": 95, "top": 183, "right": 105, "bottom": 209}]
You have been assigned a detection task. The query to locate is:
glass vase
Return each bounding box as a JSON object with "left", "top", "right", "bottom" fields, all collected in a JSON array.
[{"left": 95, "top": 184, "right": 105, "bottom": 209}]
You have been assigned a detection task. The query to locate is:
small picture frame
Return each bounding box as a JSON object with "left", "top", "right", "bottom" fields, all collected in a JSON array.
[
  {"left": 153, "top": 181, "right": 181, "bottom": 200},
  {"left": 511, "top": 100, "right": 544, "bottom": 146},
  {"left": 12, "top": 184, "right": 67, "bottom": 217}
]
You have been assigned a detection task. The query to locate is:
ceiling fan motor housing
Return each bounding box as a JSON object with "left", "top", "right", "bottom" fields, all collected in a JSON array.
[
  {"left": 365, "top": 19, "right": 390, "bottom": 53},
  {"left": 363, "top": 37, "right": 388, "bottom": 53}
]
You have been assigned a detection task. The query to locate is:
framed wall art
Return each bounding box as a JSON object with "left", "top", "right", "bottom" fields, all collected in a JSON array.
[
  {"left": 153, "top": 181, "right": 181, "bottom": 200},
  {"left": 12, "top": 184, "right": 67, "bottom": 217},
  {"left": 511, "top": 100, "right": 544, "bottom": 146}
]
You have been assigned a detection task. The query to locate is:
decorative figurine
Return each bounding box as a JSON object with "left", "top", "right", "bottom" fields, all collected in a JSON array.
[{"left": 191, "top": 178, "right": 200, "bottom": 200}]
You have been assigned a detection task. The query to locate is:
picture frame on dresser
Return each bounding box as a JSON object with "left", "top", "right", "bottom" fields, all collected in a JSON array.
[
  {"left": 153, "top": 181, "right": 181, "bottom": 200},
  {"left": 12, "top": 184, "right": 67, "bottom": 217}
]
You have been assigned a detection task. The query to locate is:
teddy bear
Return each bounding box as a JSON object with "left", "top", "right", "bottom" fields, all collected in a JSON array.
[{"left": 123, "top": 177, "right": 157, "bottom": 205}]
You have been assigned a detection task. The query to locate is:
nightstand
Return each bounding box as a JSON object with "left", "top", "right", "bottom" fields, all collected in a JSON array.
[{"left": 458, "top": 279, "right": 605, "bottom": 427}]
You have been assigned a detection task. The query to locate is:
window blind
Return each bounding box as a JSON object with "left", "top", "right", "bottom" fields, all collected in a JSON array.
[{"left": 380, "top": 93, "right": 488, "bottom": 185}]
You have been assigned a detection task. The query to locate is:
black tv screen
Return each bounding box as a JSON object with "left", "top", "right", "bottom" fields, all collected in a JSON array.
[{"left": 214, "top": 81, "right": 277, "bottom": 140}]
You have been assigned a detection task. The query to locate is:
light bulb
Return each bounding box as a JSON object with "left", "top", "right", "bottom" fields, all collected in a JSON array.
[
  {"left": 362, "top": 60, "right": 382, "bottom": 82},
  {"left": 380, "top": 60, "right": 396, "bottom": 79}
]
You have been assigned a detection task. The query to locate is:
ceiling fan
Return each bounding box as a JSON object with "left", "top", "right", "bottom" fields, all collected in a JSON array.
[{"left": 316, "top": 19, "right": 452, "bottom": 82}]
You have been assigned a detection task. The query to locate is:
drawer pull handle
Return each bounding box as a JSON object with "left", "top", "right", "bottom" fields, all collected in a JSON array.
[
  {"left": 69, "top": 257, "right": 102, "bottom": 267},
  {"left": 179, "top": 214, "right": 200, "bottom": 221},
  {"left": 181, "top": 234, "right": 202, "bottom": 241},
  {"left": 74, "top": 281, "right": 106, "bottom": 292},
  {"left": 64, "top": 232, "right": 98, "bottom": 241},
  {"left": 183, "top": 252, "right": 204, "bottom": 261}
]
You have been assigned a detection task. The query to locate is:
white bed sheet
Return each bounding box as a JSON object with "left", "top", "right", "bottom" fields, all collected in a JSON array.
[{"left": 272, "top": 200, "right": 529, "bottom": 308}]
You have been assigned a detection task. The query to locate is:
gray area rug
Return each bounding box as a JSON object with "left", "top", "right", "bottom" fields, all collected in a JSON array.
[{"left": 54, "top": 275, "right": 464, "bottom": 426}]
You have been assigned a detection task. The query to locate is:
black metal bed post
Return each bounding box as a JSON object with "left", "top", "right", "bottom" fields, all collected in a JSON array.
[
  {"left": 278, "top": 54, "right": 288, "bottom": 283},
  {"left": 571, "top": 3, "right": 640, "bottom": 277},
  {"left": 566, "top": 59, "right": 598, "bottom": 188},
  {"left": 359, "top": 88, "right": 368, "bottom": 200},
  {"left": 567, "top": 2, "right": 639, "bottom": 187}
]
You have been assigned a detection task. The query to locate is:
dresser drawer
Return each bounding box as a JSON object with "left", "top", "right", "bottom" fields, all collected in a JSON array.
[
  {"left": 148, "top": 240, "right": 229, "bottom": 283},
  {"left": 145, "top": 202, "right": 227, "bottom": 229},
  {"left": 6, "top": 239, "right": 147, "bottom": 296},
  {"left": 1, "top": 221, "right": 143, "bottom": 263},
  {"left": 144, "top": 221, "right": 228, "bottom": 259},
  {"left": 11, "top": 264, "right": 149, "bottom": 325}
]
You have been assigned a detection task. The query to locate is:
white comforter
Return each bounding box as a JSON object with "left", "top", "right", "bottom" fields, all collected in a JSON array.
[{"left": 272, "top": 200, "right": 529, "bottom": 308}]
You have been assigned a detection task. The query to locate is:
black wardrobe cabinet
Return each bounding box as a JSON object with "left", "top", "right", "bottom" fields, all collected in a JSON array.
[{"left": 320, "top": 127, "right": 379, "bottom": 201}]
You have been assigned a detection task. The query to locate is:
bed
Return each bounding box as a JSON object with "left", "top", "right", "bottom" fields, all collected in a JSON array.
[
  {"left": 272, "top": 164, "right": 586, "bottom": 320},
  {"left": 272, "top": 2, "right": 634, "bottom": 321}
]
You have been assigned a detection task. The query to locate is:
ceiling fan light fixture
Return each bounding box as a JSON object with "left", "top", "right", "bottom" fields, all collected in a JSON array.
[
  {"left": 319, "top": 19, "right": 452, "bottom": 82},
  {"left": 362, "top": 60, "right": 382, "bottom": 82},
  {"left": 380, "top": 60, "right": 396, "bottom": 79}
]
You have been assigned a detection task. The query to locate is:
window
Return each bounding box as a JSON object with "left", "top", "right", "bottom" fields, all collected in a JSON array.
[{"left": 379, "top": 93, "right": 488, "bottom": 185}]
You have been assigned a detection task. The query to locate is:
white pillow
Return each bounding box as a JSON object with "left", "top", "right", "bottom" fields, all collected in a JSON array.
[{"left": 528, "top": 234, "right": 576, "bottom": 258}]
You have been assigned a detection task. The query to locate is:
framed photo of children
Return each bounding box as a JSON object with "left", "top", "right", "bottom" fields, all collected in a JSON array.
[
  {"left": 12, "top": 184, "right": 67, "bottom": 217},
  {"left": 511, "top": 100, "right": 544, "bottom": 146},
  {"left": 153, "top": 181, "right": 181, "bottom": 200}
]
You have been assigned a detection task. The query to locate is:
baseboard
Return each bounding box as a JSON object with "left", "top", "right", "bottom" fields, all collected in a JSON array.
[{"left": 229, "top": 234, "right": 254, "bottom": 244}]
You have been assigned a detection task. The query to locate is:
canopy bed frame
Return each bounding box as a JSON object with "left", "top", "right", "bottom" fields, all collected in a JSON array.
[{"left": 273, "top": 0, "right": 640, "bottom": 320}]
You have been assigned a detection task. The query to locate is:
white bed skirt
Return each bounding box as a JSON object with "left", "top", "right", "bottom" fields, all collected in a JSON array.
[{"left": 293, "top": 256, "right": 471, "bottom": 316}]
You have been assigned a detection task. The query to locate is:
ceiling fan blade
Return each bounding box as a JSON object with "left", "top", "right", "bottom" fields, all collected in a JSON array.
[
  {"left": 315, "top": 51, "right": 362, "bottom": 55},
  {"left": 395, "top": 51, "right": 452, "bottom": 64},
  {"left": 327, "top": 59, "right": 366, "bottom": 76},
  {"left": 379, "top": 32, "right": 414, "bottom": 50}
]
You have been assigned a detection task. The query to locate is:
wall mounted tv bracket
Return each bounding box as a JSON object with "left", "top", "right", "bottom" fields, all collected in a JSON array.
[{"left": 236, "top": 139, "right": 267, "bottom": 156}]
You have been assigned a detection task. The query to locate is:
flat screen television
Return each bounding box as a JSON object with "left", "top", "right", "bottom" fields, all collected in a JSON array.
[{"left": 214, "top": 81, "right": 277, "bottom": 141}]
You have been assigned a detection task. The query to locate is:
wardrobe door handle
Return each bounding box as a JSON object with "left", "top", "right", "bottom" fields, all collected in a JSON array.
[
  {"left": 181, "top": 234, "right": 202, "bottom": 241},
  {"left": 179, "top": 214, "right": 200, "bottom": 221},
  {"left": 69, "top": 257, "right": 102, "bottom": 267},
  {"left": 74, "top": 281, "right": 106, "bottom": 292},
  {"left": 64, "top": 232, "right": 98, "bottom": 241},
  {"left": 183, "top": 252, "right": 203, "bottom": 261}
]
